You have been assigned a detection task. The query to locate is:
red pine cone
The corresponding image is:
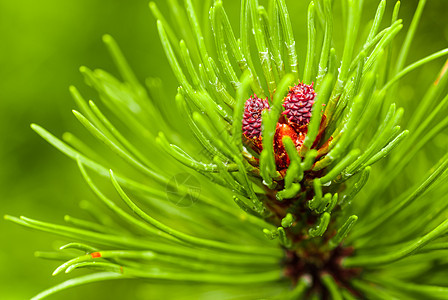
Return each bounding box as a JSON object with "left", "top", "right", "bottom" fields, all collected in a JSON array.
[
  {"left": 282, "top": 82, "right": 316, "bottom": 128},
  {"left": 242, "top": 95, "right": 270, "bottom": 139}
]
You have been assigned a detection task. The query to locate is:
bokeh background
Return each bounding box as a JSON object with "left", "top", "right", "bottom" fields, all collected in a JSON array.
[{"left": 1, "top": 0, "right": 447, "bottom": 299}]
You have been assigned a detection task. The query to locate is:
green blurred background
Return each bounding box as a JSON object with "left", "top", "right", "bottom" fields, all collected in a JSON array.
[{"left": 0, "top": 0, "right": 447, "bottom": 299}]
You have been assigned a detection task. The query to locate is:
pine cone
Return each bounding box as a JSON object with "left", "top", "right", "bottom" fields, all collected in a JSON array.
[
  {"left": 282, "top": 82, "right": 316, "bottom": 129},
  {"left": 242, "top": 95, "right": 270, "bottom": 139}
]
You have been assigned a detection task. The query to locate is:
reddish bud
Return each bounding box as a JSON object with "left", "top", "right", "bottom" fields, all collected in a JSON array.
[
  {"left": 274, "top": 123, "right": 305, "bottom": 170},
  {"left": 242, "top": 95, "right": 270, "bottom": 139},
  {"left": 282, "top": 82, "right": 316, "bottom": 129}
]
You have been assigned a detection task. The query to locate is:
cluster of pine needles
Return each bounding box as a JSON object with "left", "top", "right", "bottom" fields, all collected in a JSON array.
[{"left": 6, "top": 0, "right": 448, "bottom": 299}]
